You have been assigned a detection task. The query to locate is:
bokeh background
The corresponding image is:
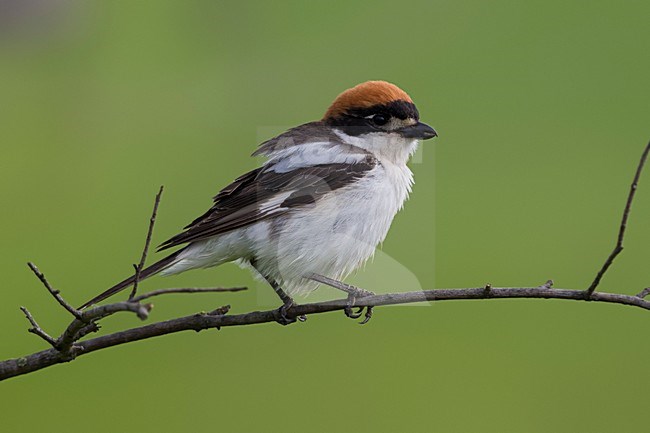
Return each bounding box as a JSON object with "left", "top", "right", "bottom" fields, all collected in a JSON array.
[{"left": 1, "top": 1, "right": 649, "bottom": 432}]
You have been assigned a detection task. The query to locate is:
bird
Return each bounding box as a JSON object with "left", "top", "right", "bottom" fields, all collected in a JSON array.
[{"left": 80, "top": 80, "right": 437, "bottom": 324}]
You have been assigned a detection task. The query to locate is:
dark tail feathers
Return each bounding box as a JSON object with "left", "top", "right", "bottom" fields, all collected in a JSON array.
[{"left": 78, "top": 249, "right": 183, "bottom": 309}]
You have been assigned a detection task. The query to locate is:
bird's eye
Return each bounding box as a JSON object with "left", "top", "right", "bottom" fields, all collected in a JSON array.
[{"left": 372, "top": 114, "right": 388, "bottom": 126}]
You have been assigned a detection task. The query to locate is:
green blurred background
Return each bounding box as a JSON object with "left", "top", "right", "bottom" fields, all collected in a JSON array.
[{"left": 1, "top": 1, "right": 649, "bottom": 431}]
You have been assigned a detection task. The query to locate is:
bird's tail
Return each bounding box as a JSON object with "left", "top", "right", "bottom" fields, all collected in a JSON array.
[{"left": 78, "top": 249, "right": 184, "bottom": 309}]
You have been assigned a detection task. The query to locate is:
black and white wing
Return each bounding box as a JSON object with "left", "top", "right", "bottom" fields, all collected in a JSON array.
[{"left": 158, "top": 155, "right": 377, "bottom": 251}]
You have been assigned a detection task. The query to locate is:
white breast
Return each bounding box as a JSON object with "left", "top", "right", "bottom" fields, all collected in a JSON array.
[{"left": 249, "top": 159, "right": 414, "bottom": 295}]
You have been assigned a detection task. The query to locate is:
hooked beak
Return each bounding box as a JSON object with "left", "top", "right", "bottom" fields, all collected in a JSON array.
[{"left": 398, "top": 121, "right": 438, "bottom": 140}]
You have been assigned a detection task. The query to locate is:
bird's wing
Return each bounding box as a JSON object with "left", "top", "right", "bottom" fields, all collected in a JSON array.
[{"left": 157, "top": 155, "right": 377, "bottom": 251}]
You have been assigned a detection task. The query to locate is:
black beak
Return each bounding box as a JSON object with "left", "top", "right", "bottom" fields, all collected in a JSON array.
[{"left": 398, "top": 121, "right": 438, "bottom": 140}]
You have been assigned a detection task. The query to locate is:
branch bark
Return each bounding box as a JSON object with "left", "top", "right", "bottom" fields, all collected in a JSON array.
[
  {"left": 130, "top": 185, "right": 164, "bottom": 300},
  {"left": 2, "top": 283, "right": 650, "bottom": 381},
  {"left": 585, "top": 140, "right": 650, "bottom": 296}
]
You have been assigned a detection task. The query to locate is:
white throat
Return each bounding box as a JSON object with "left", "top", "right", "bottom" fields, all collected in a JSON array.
[{"left": 334, "top": 130, "right": 419, "bottom": 166}]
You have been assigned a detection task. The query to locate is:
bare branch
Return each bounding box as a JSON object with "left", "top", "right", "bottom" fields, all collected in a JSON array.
[
  {"left": 19, "top": 307, "right": 58, "bottom": 348},
  {"left": 130, "top": 185, "right": 164, "bottom": 300},
  {"left": 3, "top": 284, "right": 650, "bottom": 381},
  {"left": 26, "top": 262, "right": 83, "bottom": 320},
  {"left": 23, "top": 222, "right": 247, "bottom": 357},
  {"left": 55, "top": 302, "right": 154, "bottom": 354},
  {"left": 17, "top": 284, "right": 243, "bottom": 358},
  {"left": 130, "top": 286, "right": 247, "bottom": 303},
  {"left": 586, "top": 140, "right": 650, "bottom": 296}
]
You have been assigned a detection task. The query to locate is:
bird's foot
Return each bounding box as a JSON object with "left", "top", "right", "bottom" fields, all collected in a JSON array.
[
  {"left": 274, "top": 298, "right": 306, "bottom": 325},
  {"left": 345, "top": 287, "right": 375, "bottom": 325}
]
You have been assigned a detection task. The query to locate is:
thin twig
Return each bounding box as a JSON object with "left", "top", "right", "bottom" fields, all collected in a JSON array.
[
  {"left": 17, "top": 285, "right": 243, "bottom": 357},
  {"left": 586, "top": 140, "right": 650, "bottom": 297},
  {"left": 53, "top": 286, "right": 243, "bottom": 353},
  {"left": 19, "top": 307, "right": 58, "bottom": 348},
  {"left": 4, "top": 284, "right": 650, "bottom": 381},
  {"left": 129, "top": 185, "right": 164, "bottom": 300},
  {"left": 56, "top": 302, "right": 154, "bottom": 353},
  {"left": 75, "top": 322, "right": 101, "bottom": 340},
  {"left": 26, "top": 262, "right": 83, "bottom": 320},
  {"left": 636, "top": 288, "right": 650, "bottom": 299},
  {"left": 130, "top": 287, "right": 247, "bottom": 303}
]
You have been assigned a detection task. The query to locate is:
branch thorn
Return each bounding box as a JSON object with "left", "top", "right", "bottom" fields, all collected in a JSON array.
[
  {"left": 483, "top": 283, "right": 492, "bottom": 297},
  {"left": 540, "top": 279, "right": 554, "bottom": 289}
]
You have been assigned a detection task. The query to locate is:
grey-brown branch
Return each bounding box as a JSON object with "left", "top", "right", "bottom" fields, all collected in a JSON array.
[
  {"left": 2, "top": 281, "right": 650, "bottom": 382},
  {"left": 585, "top": 140, "right": 650, "bottom": 296},
  {"left": 129, "top": 185, "right": 164, "bottom": 300}
]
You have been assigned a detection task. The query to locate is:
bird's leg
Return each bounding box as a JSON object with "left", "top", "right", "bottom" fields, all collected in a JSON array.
[
  {"left": 251, "top": 260, "right": 305, "bottom": 325},
  {"left": 270, "top": 280, "right": 300, "bottom": 325},
  {"left": 308, "top": 273, "right": 375, "bottom": 324}
]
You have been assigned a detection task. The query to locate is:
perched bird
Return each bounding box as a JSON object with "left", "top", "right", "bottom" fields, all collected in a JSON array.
[{"left": 80, "top": 80, "right": 437, "bottom": 323}]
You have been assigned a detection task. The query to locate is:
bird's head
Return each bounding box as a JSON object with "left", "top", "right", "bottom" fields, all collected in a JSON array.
[{"left": 323, "top": 81, "right": 437, "bottom": 143}]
